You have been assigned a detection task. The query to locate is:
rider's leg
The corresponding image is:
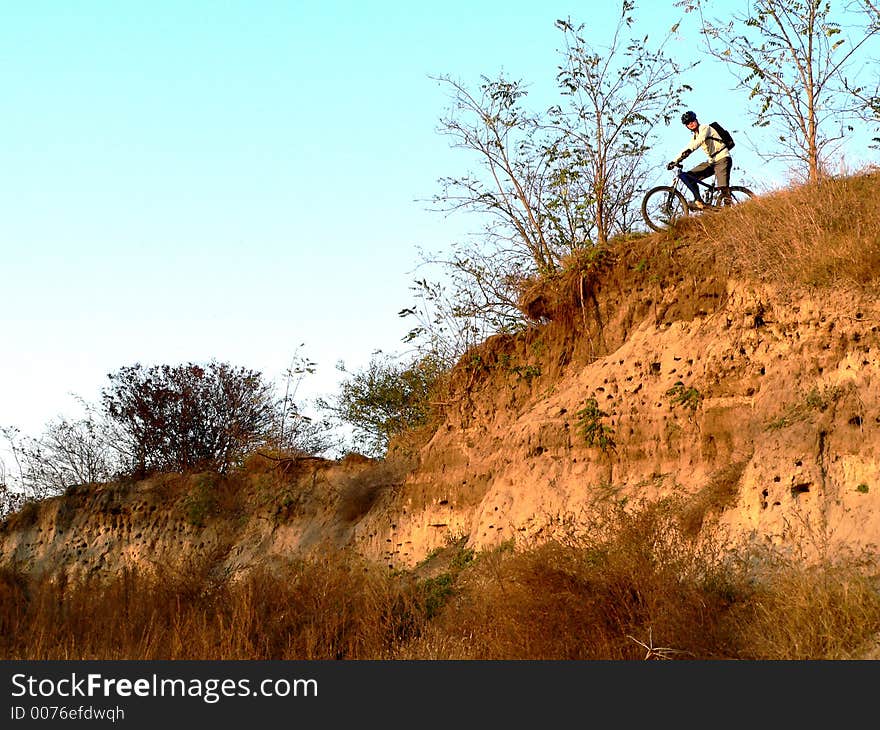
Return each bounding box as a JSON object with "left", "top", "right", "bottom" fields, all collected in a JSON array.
[
  {"left": 714, "top": 157, "right": 733, "bottom": 204},
  {"left": 678, "top": 162, "right": 713, "bottom": 203}
]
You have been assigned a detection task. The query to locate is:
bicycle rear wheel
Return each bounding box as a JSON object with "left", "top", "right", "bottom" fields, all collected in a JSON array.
[
  {"left": 641, "top": 186, "right": 689, "bottom": 232},
  {"left": 720, "top": 186, "right": 756, "bottom": 206}
]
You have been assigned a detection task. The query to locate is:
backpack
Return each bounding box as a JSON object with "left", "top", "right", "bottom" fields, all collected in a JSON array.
[{"left": 708, "top": 121, "right": 735, "bottom": 152}]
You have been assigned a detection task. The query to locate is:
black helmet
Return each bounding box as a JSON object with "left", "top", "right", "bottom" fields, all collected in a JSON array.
[{"left": 681, "top": 110, "right": 697, "bottom": 125}]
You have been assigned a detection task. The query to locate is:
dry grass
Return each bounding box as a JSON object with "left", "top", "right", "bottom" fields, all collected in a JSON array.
[
  {"left": 676, "top": 169, "right": 880, "bottom": 289},
  {"left": 517, "top": 170, "right": 880, "bottom": 326},
  {"left": 5, "top": 499, "right": 879, "bottom": 660},
  {"left": 401, "top": 501, "right": 880, "bottom": 660},
  {"left": 729, "top": 553, "right": 880, "bottom": 660},
  {"left": 0, "top": 549, "right": 423, "bottom": 660}
]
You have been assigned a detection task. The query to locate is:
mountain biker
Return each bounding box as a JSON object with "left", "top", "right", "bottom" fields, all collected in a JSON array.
[{"left": 666, "top": 111, "right": 732, "bottom": 209}]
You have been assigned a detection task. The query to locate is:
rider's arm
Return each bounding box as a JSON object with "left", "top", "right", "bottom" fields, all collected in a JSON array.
[{"left": 674, "top": 124, "right": 711, "bottom": 164}]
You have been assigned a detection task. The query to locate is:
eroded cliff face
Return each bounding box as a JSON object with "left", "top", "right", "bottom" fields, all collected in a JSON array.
[
  {"left": 0, "top": 454, "right": 404, "bottom": 580},
  {"left": 351, "top": 277, "right": 880, "bottom": 567},
  {"left": 3, "top": 246, "right": 880, "bottom": 578}
]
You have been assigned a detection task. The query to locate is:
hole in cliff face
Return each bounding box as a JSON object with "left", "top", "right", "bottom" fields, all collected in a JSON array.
[
  {"left": 701, "top": 435, "right": 718, "bottom": 460},
  {"left": 650, "top": 362, "right": 661, "bottom": 374},
  {"left": 849, "top": 415, "right": 863, "bottom": 426},
  {"left": 760, "top": 489, "right": 769, "bottom": 509},
  {"left": 791, "top": 484, "right": 811, "bottom": 496}
]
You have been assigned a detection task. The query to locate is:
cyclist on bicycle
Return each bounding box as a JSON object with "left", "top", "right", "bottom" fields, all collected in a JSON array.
[{"left": 666, "top": 111, "right": 732, "bottom": 209}]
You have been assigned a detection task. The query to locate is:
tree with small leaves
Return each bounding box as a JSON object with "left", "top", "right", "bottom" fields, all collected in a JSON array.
[
  {"left": 680, "top": 0, "right": 880, "bottom": 181},
  {"left": 411, "top": 2, "right": 688, "bottom": 363}
]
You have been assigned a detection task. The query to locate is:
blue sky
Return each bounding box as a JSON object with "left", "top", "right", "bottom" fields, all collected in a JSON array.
[{"left": 2, "top": 1, "right": 878, "bottom": 451}]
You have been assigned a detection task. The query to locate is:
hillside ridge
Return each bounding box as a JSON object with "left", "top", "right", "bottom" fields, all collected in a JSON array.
[{"left": 4, "top": 185, "right": 880, "bottom": 577}]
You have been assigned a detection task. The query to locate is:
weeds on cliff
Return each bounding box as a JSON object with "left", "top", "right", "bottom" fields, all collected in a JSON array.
[
  {"left": 412, "top": 536, "right": 476, "bottom": 620},
  {"left": 765, "top": 384, "right": 846, "bottom": 431},
  {"left": 179, "top": 473, "right": 246, "bottom": 528},
  {"left": 496, "top": 353, "right": 542, "bottom": 383},
  {"left": 575, "top": 397, "right": 616, "bottom": 452},
  {"left": 665, "top": 381, "right": 702, "bottom": 412}
]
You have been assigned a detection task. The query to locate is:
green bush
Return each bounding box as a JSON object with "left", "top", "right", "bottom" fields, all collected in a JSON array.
[{"left": 321, "top": 354, "right": 446, "bottom": 456}]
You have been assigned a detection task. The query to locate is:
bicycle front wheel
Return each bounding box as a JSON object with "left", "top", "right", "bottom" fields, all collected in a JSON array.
[{"left": 641, "top": 186, "right": 689, "bottom": 232}]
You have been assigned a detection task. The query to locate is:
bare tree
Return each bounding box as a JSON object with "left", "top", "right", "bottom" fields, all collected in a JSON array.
[
  {"left": 550, "top": 11, "right": 691, "bottom": 245},
  {"left": 1, "top": 403, "right": 117, "bottom": 499},
  {"left": 399, "top": 273, "right": 501, "bottom": 369},
  {"left": 432, "top": 74, "right": 559, "bottom": 273},
  {"left": 839, "top": 1, "right": 880, "bottom": 146},
  {"left": 277, "top": 344, "right": 317, "bottom": 447},
  {"left": 682, "top": 0, "right": 880, "bottom": 182},
  {"left": 413, "top": 3, "right": 688, "bottom": 363}
]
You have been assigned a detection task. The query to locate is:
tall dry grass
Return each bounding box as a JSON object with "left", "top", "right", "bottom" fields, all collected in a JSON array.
[
  {"left": 680, "top": 169, "right": 880, "bottom": 289},
  {"left": 4, "top": 500, "right": 879, "bottom": 660},
  {"left": 400, "top": 501, "right": 880, "bottom": 660},
  {"left": 0, "top": 549, "right": 423, "bottom": 660}
]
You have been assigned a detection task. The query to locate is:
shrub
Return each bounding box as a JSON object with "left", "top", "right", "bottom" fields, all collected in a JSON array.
[
  {"left": 321, "top": 354, "right": 446, "bottom": 457},
  {"left": 102, "top": 361, "right": 277, "bottom": 477}
]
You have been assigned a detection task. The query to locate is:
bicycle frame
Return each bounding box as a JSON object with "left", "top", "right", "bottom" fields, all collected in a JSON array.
[{"left": 671, "top": 164, "right": 723, "bottom": 205}]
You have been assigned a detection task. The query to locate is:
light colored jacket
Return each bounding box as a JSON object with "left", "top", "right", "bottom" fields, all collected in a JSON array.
[{"left": 675, "top": 123, "right": 731, "bottom": 164}]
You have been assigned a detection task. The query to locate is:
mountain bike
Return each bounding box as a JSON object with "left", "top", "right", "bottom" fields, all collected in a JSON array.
[{"left": 641, "top": 164, "right": 756, "bottom": 232}]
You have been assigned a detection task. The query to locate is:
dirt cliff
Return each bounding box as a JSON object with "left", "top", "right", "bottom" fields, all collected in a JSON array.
[
  {"left": 3, "top": 224, "right": 880, "bottom": 578},
  {"left": 353, "top": 240, "right": 880, "bottom": 567}
]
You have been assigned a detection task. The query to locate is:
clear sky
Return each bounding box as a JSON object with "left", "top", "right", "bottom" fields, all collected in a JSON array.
[{"left": 2, "top": 1, "right": 878, "bottom": 452}]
